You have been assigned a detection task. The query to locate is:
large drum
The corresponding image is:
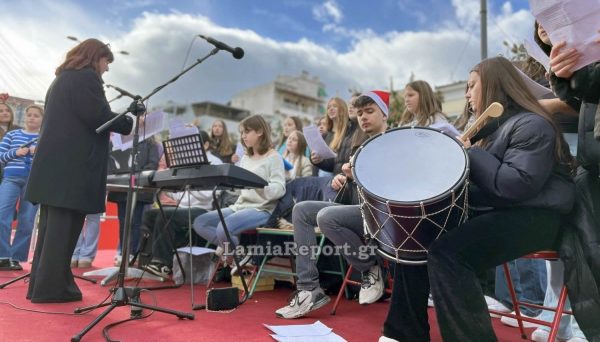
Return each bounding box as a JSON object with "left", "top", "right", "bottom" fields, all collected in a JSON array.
[{"left": 352, "top": 126, "right": 469, "bottom": 264}]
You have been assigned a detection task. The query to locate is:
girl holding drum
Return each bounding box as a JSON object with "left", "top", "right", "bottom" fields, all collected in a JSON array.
[{"left": 427, "top": 56, "right": 575, "bottom": 342}]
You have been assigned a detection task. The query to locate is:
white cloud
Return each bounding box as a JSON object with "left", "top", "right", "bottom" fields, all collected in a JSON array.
[
  {"left": 0, "top": 1, "right": 534, "bottom": 112},
  {"left": 312, "top": 1, "right": 343, "bottom": 24}
]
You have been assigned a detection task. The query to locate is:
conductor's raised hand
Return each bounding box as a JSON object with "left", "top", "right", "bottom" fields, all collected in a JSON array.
[{"left": 128, "top": 100, "right": 146, "bottom": 116}]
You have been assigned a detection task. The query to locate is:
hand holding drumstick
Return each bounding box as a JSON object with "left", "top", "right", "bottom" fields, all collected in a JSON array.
[{"left": 458, "top": 102, "right": 504, "bottom": 148}]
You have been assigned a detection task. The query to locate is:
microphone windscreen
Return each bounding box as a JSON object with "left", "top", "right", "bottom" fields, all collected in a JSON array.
[{"left": 233, "top": 47, "right": 244, "bottom": 59}]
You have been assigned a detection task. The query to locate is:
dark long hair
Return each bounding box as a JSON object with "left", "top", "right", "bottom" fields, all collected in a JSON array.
[
  {"left": 522, "top": 21, "right": 552, "bottom": 81},
  {"left": 56, "top": 38, "right": 114, "bottom": 76},
  {"left": 472, "top": 57, "right": 573, "bottom": 169}
]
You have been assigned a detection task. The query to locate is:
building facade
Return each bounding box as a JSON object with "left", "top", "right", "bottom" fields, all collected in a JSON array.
[{"left": 229, "top": 71, "right": 327, "bottom": 124}]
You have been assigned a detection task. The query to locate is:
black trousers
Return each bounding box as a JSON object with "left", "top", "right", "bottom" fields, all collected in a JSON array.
[
  {"left": 428, "top": 207, "right": 561, "bottom": 342},
  {"left": 27, "top": 205, "right": 86, "bottom": 303},
  {"left": 382, "top": 263, "right": 431, "bottom": 342},
  {"left": 143, "top": 207, "right": 207, "bottom": 267}
]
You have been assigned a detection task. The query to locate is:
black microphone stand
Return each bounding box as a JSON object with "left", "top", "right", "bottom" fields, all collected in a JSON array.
[{"left": 71, "top": 47, "right": 221, "bottom": 342}]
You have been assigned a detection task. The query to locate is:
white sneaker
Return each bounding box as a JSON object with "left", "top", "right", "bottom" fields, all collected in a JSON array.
[
  {"left": 359, "top": 265, "right": 385, "bottom": 305},
  {"left": 275, "top": 289, "right": 330, "bottom": 319},
  {"left": 501, "top": 311, "right": 542, "bottom": 328},
  {"left": 378, "top": 336, "right": 399, "bottom": 342},
  {"left": 230, "top": 250, "right": 253, "bottom": 276},
  {"left": 531, "top": 328, "right": 571, "bottom": 342},
  {"left": 427, "top": 293, "right": 434, "bottom": 307},
  {"left": 567, "top": 338, "right": 588, "bottom": 342},
  {"left": 485, "top": 295, "right": 511, "bottom": 318}
]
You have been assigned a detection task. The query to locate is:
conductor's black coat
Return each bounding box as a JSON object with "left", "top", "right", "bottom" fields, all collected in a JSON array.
[{"left": 25, "top": 67, "right": 133, "bottom": 214}]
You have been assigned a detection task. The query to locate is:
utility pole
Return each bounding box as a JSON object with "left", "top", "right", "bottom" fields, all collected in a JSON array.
[{"left": 480, "top": 0, "right": 488, "bottom": 60}]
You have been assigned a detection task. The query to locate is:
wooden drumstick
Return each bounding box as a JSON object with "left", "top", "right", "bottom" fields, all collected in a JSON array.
[{"left": 461, "top": 102, "right": 504, "bottom": 141}]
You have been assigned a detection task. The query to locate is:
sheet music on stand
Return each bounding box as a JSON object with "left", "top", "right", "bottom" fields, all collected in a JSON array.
[{"left": 163, "top": 134, "right": 210, "bottom": 168}]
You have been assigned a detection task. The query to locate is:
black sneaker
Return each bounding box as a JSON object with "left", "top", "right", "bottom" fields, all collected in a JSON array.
[
  {"left": 0, "top": 258, "right": 11, "bottom": 270},
  {"left": 10, "top": 259, "right": 23, "bottom": 271},
  {"left": 143, "top": 262, "right": 171, "bottom": 278}
]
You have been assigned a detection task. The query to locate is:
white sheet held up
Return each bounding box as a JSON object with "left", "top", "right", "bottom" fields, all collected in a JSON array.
[{"left": 303, "top": 125, "right": 336, "bottom": 160}]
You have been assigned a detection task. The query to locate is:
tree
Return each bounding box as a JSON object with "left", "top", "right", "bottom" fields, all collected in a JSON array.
[
  {"left": 388, "top": 89, "right": 405, "bottom": 126},
  {"left": 503, "top": 40, "right": 528, "bottom": 62}
]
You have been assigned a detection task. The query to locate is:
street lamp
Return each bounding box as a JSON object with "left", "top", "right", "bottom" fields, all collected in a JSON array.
[{"left": 66, "top": 36, "right": 130, "bottom": 55}]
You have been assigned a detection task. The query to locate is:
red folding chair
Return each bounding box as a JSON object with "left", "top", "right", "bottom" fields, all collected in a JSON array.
[{"left": 489, "top": 251, "right": 571, "bottom": 340}]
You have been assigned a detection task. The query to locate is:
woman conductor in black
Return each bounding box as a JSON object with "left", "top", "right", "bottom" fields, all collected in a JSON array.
[{"left": 25, "top": 39, "right": 133, "bottom": 303}]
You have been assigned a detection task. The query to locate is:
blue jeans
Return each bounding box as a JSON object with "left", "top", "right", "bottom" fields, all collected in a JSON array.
[
  {"left": 495, "top": 258, "right": 547, "bottom": 317},
  {"left": 193, "top": 208, "right": 270, "bottom": 247},
  {"left": 537, "top": 261, "right": 585, "bottom": 339},
  {"left": 72, "top": 213, "right": 101, "bottom": 261},
  {"left": 0, "top": 176, "right": 39, "bottom": 261}
]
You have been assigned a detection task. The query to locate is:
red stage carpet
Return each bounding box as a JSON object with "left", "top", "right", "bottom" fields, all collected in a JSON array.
[{"left": 0, "top": 250, "right": 533, "bottom": 341}]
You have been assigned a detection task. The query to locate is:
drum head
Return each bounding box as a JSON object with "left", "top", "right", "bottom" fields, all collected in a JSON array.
[{"left": 353, "top": 127, "right": 467, "bottom": 203}]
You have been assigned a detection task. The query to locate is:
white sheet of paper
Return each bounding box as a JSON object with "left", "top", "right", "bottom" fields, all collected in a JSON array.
[
  {"left": 515, "top": 66, "right": 553, "bottom": 99},
  {"left": 169, "top": 118, "right": 199, "bottom": 139},
  {"left": 176, "top": 246, "right": 216, "bottom": 256},
  {"left": 264, "top": 321, "right": 332, "bottom": 337},
  {"left": 303, "top": 125, "right": 336, "bottom": 159},
  {"left": 111, "top": 111, "right": 166, "bottom": 151},
  {"left": 270, "top": 333, "right": 346, "bottom": 342},
  {"left": 429, "top": 122, "right": 461, "bottom": 137},
  {"left": 234, "top": 142, "right": 245, "bottom": 166},
  {"left": 110, "top": 133, "right": 123, "bottom": 151},
  {"left": 530, "top": 0, "right": 600, "bottom": 71},
  {"left": 523, "top": 37, "right": 551, "bottom": 72}
]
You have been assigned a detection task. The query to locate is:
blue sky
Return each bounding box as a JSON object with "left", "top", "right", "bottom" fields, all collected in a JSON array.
[
  {"left": 76, "top": 0, "right": 530, "bottom": 51},
  {"left": 0, "top": 0, "right": 535, "bottom": 108}
]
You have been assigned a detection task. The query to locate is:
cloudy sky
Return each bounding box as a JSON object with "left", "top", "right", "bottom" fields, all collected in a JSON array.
[{"left": 0, "top": 0, "right": 534, "bottom": 109}]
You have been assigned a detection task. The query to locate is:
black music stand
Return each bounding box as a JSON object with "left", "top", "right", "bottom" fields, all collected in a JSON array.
[{"left": 161, "top": 134, "right": 252, "bottom": 310}]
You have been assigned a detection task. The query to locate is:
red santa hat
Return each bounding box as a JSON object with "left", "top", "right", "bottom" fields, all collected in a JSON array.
[{"left": 363, "top": 90, "right": 390, "bottom": 116}]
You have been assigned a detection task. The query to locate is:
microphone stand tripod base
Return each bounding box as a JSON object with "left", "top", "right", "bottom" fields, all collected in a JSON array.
[{"left": 72, "top": 287, "right": 194, "bottom": 342}]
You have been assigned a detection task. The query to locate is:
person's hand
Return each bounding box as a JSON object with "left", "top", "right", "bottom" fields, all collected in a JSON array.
[
  {"left": 29, "top": 146, "right": 36, "bottom": 155},
  {"left": 128, "top": 100, "right": 146, "bottom": 116},
  {"left": 15, "top": 147, "right": 29, "bottom": 156},
  {"left": 549, "top": 41, "right": 581, "bottom": 79},
  {"left": 341, "top": 162, "right": 352, "bottom": 179},
  {"left": 457, "top": 135, "right": 471, "bottom": 149},
  {"left": 331, "top": 174, "right": 347, "bottom": 191},
  {"left": 231, "top": 154, "right": 240, "bottom": 163},
  {"left": 310, "top": 152, "right": 323, "bottom": 164}
]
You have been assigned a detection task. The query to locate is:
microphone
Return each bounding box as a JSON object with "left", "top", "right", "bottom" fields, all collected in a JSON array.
[
  {"left": 198, "top": 35, "right": 244, "bottom": 59},
  {"left": 106, "top": 84, "right": 137, "bottom": 100}
]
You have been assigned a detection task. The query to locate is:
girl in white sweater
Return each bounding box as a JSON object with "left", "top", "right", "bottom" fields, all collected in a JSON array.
[{"left": 193, "top": 115, "right": 285, "bottom": 259}]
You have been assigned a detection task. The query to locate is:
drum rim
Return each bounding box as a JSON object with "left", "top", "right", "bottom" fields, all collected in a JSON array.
[
  {"left": 376, "top": 249, "right": 428, "bottom": 265},
  {"left": 351, "top": 126, "right": 470, "bottom": 205}
]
